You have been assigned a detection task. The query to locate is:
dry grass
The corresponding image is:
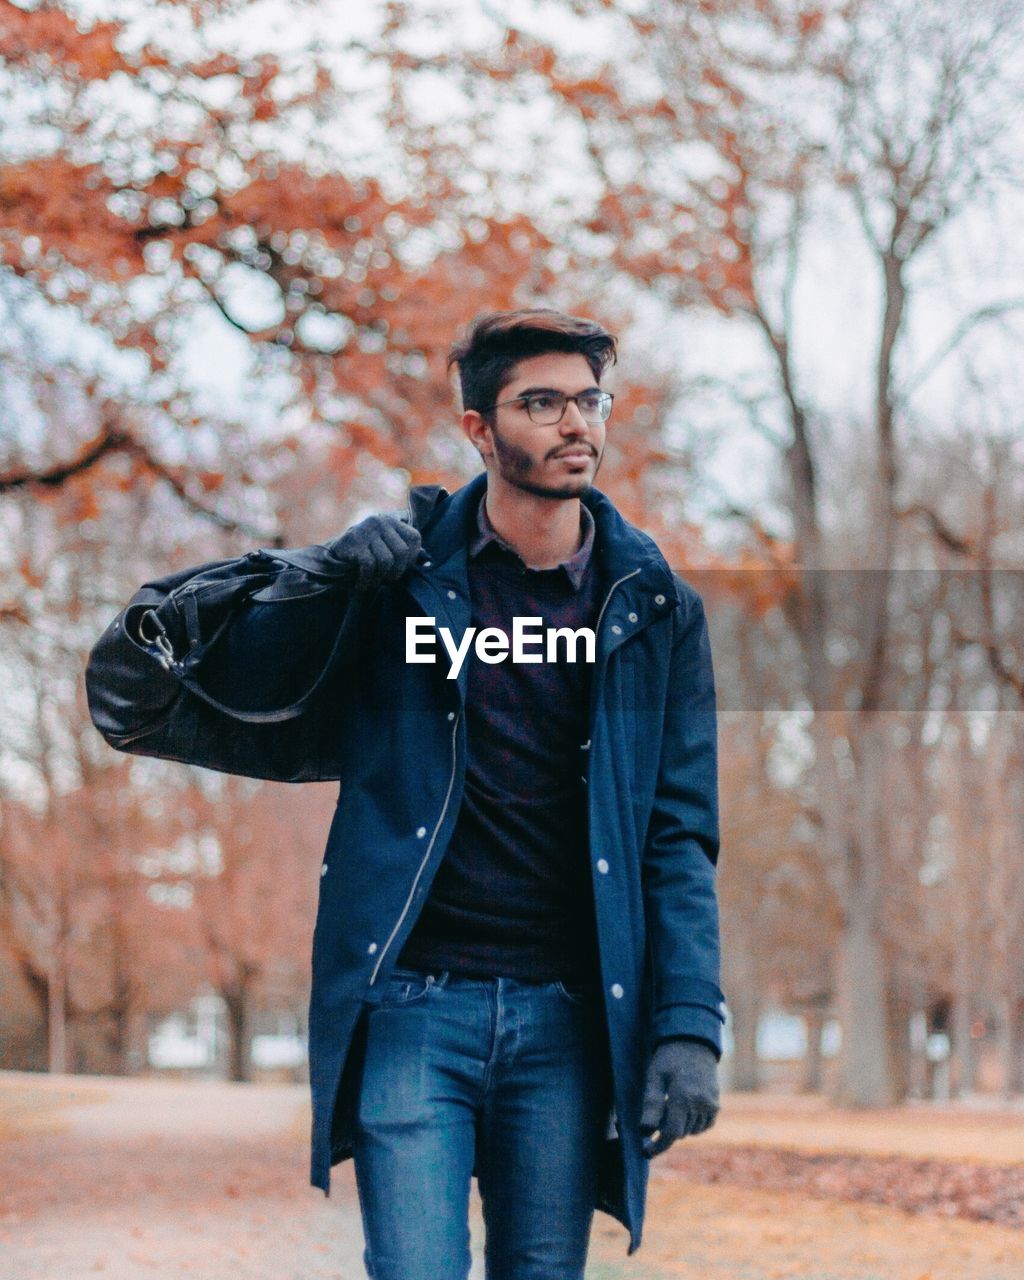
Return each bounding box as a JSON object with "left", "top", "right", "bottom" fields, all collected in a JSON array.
[
  {"left": 592, "top": 1172, "right": 1024, "bottom": 1280},
  {"left": 3, "top": 1075, "right": 1023, "bottom": 1279},
  {"left": 0, "top": 1074, "right": 108, "bottom": 1141},
  {"left": 704, "top": 1092, "right": 1024, "bottom": 1166}
]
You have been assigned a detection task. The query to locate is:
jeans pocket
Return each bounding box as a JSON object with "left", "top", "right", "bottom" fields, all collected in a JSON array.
[
  {"left": 552, "top": 980, "right": 589, "bottom": 1006},
  {"left": 375, "top": 968, "right": 438, "bottom": 1008}
]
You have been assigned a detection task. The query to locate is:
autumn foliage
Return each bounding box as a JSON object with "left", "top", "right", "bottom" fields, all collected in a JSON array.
[{"left": 2, "top": 0, "right": 1023, "bottom": 1097}]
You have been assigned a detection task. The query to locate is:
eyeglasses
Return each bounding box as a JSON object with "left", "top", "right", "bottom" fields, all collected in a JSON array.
[{"left": 486, "top": 389, "right": 614, "bottom": 425}]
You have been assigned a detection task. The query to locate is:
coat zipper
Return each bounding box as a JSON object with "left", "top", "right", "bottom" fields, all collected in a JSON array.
[
  {"left": 585, "top": 567, "right": 643, "bottom": 744},
  {"left": 367, "top": 567, "right": 641, "bottom": 987},
  {"left": 368, "top": 708, "right": 462, "bottom": 985},
  {"left": 594, "top": 567, "right": 642, "bottom": 640}
]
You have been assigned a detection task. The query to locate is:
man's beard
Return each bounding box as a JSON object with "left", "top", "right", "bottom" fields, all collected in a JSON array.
[{"left": 491, "top": 430, "right": 602, "bottom": 499}]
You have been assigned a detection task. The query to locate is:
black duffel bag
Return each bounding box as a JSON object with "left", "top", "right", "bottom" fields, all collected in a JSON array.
[{"left": 84, "top": 484, "right": 447, "bottom": 777}]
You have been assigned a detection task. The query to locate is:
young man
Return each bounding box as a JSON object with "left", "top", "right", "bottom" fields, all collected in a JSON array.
[{"left": 86, "top": 310, "right": 725, "bottom": 1280}]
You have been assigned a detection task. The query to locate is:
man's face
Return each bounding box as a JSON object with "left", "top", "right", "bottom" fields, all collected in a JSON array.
[{"left": 481, "top": 352, "right": 607, "bottom": 500}]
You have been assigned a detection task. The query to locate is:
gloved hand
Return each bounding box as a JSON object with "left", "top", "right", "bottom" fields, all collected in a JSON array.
[
  {"left": 325, "top": 513, "right": 422, "bottom": 591},
  {"left": 640, "top": 1038, "right": 720, "bottom": 1158}
]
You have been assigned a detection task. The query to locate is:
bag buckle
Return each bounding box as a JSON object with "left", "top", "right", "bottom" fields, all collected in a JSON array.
[{"left": 138, "top": 608, "right": 177, "bottom": 670}]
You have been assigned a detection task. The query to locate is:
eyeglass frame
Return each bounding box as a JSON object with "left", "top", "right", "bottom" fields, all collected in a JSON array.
[{"left": 482, "top": 388, "right": 615, "bottom": 425}]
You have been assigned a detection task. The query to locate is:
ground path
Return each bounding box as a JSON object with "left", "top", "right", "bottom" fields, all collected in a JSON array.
[{"left": 2, "top": 1073, "right": 1022, "bottom": 1279}]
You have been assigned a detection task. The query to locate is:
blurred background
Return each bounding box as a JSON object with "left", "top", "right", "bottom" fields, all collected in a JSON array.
[{"left": 1, "top": 0, "right": 1023, "bottom": 1110}]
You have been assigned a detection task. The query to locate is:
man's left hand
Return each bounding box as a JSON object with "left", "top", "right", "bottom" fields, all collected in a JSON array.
[{"left": 640, "top": 1039, "right": 720, "bottom": 1158}]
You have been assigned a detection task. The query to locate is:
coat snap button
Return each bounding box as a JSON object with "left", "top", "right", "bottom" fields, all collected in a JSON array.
[
  {"left": 416, "top": 826, "right": 427, "bottom": 838},
  {"left": 422, "top": 560, "right": 432, "bottom": 568},
  {"left": 447, "top": 589, "right": 457, "bottom": 599},
  {"left": 320, "top": 864, "right": 328, "bottom": 877},
  {"left": 628, "top": 612, "right": 638, "bottom": 623},
  {"left": 655, "top": 594, "right": 666, "bottom": 605},
  {"left": 611, "top": 624, "right": 622, "bottom": 635},
  {"left": 367, "top": 942, "right": 378, "bottom": 955},
  {"left": 610, "top": 983, "right": 624, "bottom": 999},
  {"left": 447, "top": 711, "right": 455, "bottom": 721},
  {"left": 596, "top": 858, "right": 609, "bottom": 874}
]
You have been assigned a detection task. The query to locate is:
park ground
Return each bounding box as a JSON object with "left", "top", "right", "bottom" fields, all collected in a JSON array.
[{"left": 1, "top": 1071, "right": 1022, "bottom": 1279}]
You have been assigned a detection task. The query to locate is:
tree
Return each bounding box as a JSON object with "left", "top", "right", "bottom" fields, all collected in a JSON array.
[
  {"left": 371, "top": 0, "right": 1024, "bottom": 1104},
  {"left": 161, "top": 773, "right": 331, "bottom": 1082},
  {"left": 0, "top": 0, "right": 557, "bottom": 546},
  {"left": 1, "top": 760, "right": 202, "bottom": 1073}
]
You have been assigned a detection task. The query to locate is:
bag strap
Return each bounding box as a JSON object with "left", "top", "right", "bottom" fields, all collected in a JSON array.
[
  {"left": 145, "top": 483, "right": 450, "bottom": 724},
  {"left": 167, "top": 591, "right": 365, "bottom": 724},
  {"left": 138, "top": 559, "right": 364, "bottom": 724},
  {"left": 245, "top": 546, "right": 357, "bottom": 580}
]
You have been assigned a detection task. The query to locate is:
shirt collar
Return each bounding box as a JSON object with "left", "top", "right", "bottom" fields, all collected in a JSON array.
[{"left": 469, "top": 493, "right": 595, "bottom": 590}]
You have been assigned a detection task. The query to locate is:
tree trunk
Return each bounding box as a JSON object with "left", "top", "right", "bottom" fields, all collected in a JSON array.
[
  {"left": 832, "top": 718, "right": 895, "bottom": 1107},
  {"left": 47, "top": 942, "right": 68, "bottom": 1075},
  {"left": 107, "top": 903, "right": 134, "bottom": 1074},
  {"left": 906, "top": 1010, "right": 927, "bottom": 1100},
  {"left": 728, "top": 987, "right": 761, "bottom": 1092},
  {"left": 1005, "top": 996, "right": 1024, "bottom": 1097},
  {"left": 801, "top": 1004, "right": 826, "bottom": 1094},
  {"left": 124, "top": 1009, "right": 148, "bottom": 1075},
  {"left": 950, "top": 994, "right": 978, "bottom": 1097},
  {"left": 834, "top": 913, "right": 894, "bottom": 1105},
  {"left": 223, "top": 986, "right": 252, "bottom": 1083},
  {"left": 803, "top": 710, "right": 881, "bottom": 1106},
  {"left": 107, "top": 995, "right": 137, "bottom": 1075},
  {"left": 886, "top": 984, "right": 912, "bottom": 1102},
  {"left": 923, "top": 999, "right": 950, "bottom": 1101}
]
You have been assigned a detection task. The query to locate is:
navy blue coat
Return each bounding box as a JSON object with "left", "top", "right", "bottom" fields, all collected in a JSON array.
[{"left": 85, "top": 472, "right": 725, "bottom": 1253}]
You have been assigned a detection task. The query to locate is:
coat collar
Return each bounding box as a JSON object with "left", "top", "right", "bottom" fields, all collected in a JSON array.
[{"left": 409, "top": 473, "right": 680, "bottom": 608}]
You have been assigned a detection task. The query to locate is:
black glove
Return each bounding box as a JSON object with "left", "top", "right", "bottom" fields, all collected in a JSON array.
[
  {"left": 325, "top": 513, "right": 422, "bottom": 591},
  {"left": 640, "top": 1038, "right": 719, "bottom": 1158}
]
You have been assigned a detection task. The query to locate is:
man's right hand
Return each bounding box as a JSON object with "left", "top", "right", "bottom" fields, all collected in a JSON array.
[{"left": 325, "top": 514, "right": 423, "bottom": 591}]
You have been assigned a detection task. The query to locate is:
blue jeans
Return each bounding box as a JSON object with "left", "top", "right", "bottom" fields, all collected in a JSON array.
[{"left": 351, "top": 967, "right": 613, "bottom": 1280}]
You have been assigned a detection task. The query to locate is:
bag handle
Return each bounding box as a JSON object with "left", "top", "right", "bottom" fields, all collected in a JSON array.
[
  {"left": 139, "top": 588, "right": 364, "bottom": 724},
  {"left": 137, "top": 484, "right": 449, "bottom": 724}
]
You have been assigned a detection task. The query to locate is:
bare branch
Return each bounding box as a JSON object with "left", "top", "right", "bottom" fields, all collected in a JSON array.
[
  {"left": 952, "top": 625, "right": 1024, "bottom": 700},
  {"left": 188, "top": 272, "right": 324, "bottom": 359},
  {"left": 895, "top": 502, "right": 976, "bottom": 557},
  {"left": 0, "top": 429, "right": 128, "bottom": 492},
  {"left": 780, "top": 186, "right": 804, "bottom": 346},
  {"left": 902, "top": 298, "right": 1024, "bottom": 399},
  {"left": 0, "top": 425, "right": 281, "bottom": 544}
]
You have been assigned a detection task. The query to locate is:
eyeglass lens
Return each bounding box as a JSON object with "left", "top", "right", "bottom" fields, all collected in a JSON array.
[{"left": 526, "top": 392, "right": 612, "bottom": 424}]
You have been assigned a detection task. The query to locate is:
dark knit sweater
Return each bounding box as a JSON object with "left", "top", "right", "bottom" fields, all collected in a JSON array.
[{"left": 398, "top": 498, "right": 602, "bottom": 984}]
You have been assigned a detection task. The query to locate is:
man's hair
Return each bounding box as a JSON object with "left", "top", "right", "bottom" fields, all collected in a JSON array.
[{"left": 448, "top": 309, "right": 617, "bottom": 419}]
